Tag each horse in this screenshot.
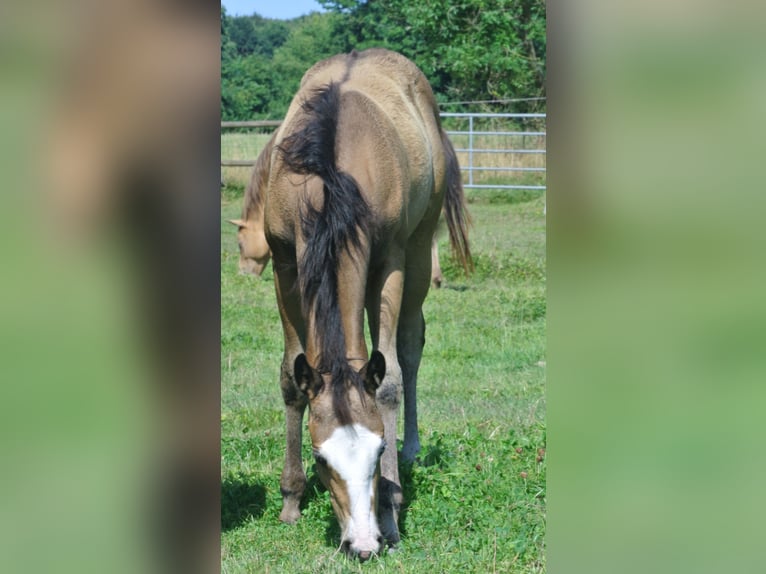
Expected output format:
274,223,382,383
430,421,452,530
232,48,472,560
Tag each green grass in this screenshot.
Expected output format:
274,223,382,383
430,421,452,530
221,185,546,572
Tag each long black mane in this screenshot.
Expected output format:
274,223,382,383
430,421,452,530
278,82,372,425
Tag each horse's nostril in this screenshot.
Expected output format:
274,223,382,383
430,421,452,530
358,550,371,561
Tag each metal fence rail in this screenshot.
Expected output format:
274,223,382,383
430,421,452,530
440,112,546,191
222,112,546,191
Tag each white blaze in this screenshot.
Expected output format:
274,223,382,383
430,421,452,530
318,424,382,550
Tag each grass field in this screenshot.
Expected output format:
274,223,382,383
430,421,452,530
221,179,547,572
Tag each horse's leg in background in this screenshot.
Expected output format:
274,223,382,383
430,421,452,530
274,263,308,524
430,238,443,289
366,253,406,546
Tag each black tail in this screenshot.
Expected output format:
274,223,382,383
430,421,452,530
278,82,371,425
441,129,473,273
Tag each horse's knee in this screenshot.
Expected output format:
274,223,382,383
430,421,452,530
280,382,305,407
280,360,307,407
376,366,402,408
280,469,306,497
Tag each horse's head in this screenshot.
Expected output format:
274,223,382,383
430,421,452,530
228,218,271,276
294,351,387,561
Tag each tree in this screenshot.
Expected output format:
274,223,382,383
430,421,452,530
267,13,349,117
220,1,546,119
221,10,294,120
320,0,546,110
221,11,349,120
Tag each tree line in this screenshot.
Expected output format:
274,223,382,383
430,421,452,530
221,0,546,121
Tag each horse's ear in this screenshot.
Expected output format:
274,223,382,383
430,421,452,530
362,351,386,395
294,354,322,399
227,219,246,228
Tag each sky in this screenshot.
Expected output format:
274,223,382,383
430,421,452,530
221,0,326,20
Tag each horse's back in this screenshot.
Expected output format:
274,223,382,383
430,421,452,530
297,49,442,145
275,49,446,240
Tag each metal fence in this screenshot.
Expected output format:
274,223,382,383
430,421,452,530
441,112,546,191
221,112,546,191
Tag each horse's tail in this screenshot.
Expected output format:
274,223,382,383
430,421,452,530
278,81,371,425
440,129,473,273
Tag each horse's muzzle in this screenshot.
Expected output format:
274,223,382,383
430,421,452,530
343,535,383,561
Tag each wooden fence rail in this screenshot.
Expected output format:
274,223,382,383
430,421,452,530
221,160,266,167
221,120,283,129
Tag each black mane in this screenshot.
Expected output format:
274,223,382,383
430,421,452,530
278,82,372,425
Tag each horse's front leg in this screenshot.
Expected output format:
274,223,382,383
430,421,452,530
367,261,405,547
279,358,307,524
274,264,308,524
376,357,403,546
376,304,424,545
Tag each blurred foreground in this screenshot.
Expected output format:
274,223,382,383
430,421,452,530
1,2,219,573
548,2,766,573
2,1,766,573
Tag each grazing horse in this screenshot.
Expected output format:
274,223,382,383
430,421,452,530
234,48,471,559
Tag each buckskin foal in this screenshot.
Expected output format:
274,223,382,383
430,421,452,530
237,48,471,560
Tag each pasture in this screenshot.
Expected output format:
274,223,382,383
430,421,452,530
221,154,547,571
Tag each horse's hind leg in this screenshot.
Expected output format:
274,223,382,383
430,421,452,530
430,238,443,289
398,239,433,463
398,308,425,462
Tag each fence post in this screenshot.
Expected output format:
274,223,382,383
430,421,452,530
468,115,474,187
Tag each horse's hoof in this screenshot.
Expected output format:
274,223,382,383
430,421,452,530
279,507,301,524
382,529,401,548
